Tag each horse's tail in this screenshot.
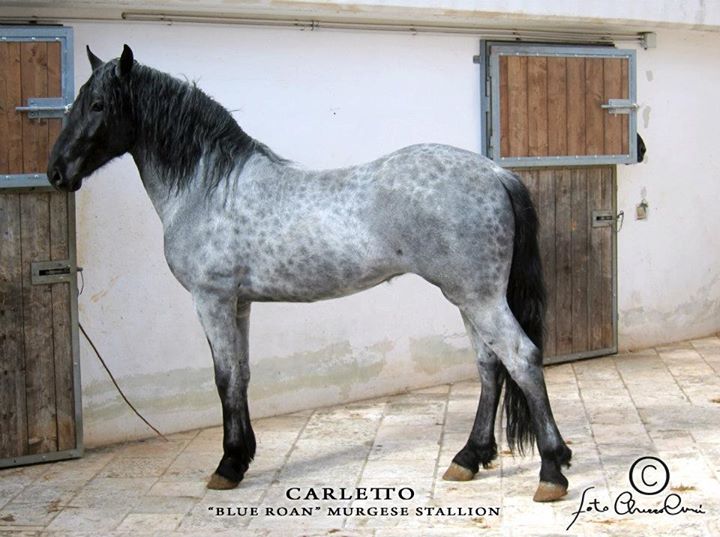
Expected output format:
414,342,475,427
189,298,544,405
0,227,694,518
498,171,546,455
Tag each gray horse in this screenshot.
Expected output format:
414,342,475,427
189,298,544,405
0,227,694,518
48,45,571,502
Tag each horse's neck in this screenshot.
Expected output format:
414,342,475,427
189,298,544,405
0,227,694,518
131,150,193,227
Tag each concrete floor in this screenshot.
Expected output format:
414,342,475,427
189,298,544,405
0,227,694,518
1,337,720,537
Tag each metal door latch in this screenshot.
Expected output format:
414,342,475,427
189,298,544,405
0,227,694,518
16,97,72,119
601,99,639,115
31,260,81,285
592,210,615,228
592,210,625,231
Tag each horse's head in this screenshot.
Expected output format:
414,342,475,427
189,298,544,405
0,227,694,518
48,45,137,191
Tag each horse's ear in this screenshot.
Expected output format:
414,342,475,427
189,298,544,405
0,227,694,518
86,46,103,71
117,44,134,77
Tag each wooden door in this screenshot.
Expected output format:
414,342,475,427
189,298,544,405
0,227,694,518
518,167,615,363
484,43,633,363
0,28,81,467
487,44,637,167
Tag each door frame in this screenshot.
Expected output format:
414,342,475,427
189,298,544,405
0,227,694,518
479,39,620,364
0,25,83,468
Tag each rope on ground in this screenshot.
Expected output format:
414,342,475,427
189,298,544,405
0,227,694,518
79,322,168,442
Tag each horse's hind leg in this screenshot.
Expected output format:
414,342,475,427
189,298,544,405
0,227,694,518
443,313,502,481
461,301,572,502
193,293,256,489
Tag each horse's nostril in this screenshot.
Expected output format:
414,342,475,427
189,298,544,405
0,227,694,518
51,168,64,185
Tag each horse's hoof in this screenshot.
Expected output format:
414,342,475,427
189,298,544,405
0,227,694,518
442,462,475,481
207,472,240,490
533,481,567,502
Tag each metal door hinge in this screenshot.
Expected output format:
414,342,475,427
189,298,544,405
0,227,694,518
16,97,71,119
601,99,638,115
31,260,81,285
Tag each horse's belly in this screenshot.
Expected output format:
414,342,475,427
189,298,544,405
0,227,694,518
238,253,400,302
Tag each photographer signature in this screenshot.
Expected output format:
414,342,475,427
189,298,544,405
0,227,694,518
566,457,705,531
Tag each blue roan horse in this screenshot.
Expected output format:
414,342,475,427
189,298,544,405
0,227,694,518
49,45,571,502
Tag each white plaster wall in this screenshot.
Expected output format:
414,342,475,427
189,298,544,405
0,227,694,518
616,30,720,350
66,21,720,446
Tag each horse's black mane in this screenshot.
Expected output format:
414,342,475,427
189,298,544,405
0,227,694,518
123,63,287,192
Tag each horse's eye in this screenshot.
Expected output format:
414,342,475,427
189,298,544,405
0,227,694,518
90,101,104,112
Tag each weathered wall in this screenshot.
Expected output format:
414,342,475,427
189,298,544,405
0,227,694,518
59,20,720,446
616,30,720,349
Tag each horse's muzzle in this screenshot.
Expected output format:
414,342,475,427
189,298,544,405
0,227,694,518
47,161,82,192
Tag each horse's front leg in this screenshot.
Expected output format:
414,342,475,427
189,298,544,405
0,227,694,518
193,293,255,489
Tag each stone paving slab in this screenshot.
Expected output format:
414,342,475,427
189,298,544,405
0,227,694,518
2,337,720,536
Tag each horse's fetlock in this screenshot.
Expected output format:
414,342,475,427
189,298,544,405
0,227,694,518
216,455,248,484
452,439,497,473
540,443,572,467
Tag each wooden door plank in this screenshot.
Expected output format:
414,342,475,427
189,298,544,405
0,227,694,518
20,42,49,174
49,192,75,450
588,167,613,350
499,56,510,159
584,58,605,156
0,193,28,459
47,42,75,450
554,169,573,355
603,58,623,155
547,57,568,157
20,192,58,454
0,42,24,175
0,44,9,173
46,42,63,162
507,55,529,157
566,58,586,156
600,168,614,348
537,169,557,358
620,58,629,155
571,169,589,353
587,167,602,349
527,56,548,157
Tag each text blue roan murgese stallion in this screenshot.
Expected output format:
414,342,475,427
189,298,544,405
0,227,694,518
48,45,572,502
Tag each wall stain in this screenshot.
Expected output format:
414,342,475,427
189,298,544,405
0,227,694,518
83,366,218,423
409,333,473,375
83,340,393,442
621,273,720,350
249,340,389,401
89,275,120,303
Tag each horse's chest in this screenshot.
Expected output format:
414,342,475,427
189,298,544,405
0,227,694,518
162,221,245,291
